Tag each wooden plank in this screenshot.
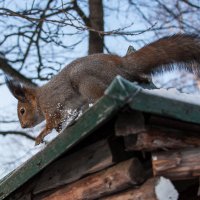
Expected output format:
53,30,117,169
115,111,145,136
34,139,116,194
128,85,200,124
124,127,200,151
152,147,200,180
100,177,178,200
34,158,145,200
106,76,200,125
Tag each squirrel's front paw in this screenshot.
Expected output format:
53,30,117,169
35,136,44,146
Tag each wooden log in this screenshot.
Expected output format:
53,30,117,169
115,111,145,136
34,158,145,200
124,127,200,151
34,139,117,194
100,178,157,200
100,177,178,200
152,147,200,180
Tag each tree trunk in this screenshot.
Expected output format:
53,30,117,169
88,0,104,54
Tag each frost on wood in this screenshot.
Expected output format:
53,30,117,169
155,177,179,200
143,87,200,106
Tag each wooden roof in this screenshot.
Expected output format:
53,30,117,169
1,76,200,200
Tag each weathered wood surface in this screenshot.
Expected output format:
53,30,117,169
128,84,200,125
115,111,145,136
152,147,200,180
100,177,178,200
34,139,116,194
34,158,145,200
100,178,158,200
124,127,200,151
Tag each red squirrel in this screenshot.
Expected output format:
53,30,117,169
5,34,200,145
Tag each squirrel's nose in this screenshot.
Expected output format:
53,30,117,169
21,123,27,128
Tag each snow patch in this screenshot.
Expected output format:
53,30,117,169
60,103,93,130
155,177,179,200
143,87,200,106
61,109,83,130
89,103,93,107
152,155,157,161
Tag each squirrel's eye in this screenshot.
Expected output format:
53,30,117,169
20,108,25,115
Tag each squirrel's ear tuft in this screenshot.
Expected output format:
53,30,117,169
5,75,26,101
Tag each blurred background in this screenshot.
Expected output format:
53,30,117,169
0,0,200,178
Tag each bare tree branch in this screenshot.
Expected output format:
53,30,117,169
0,131,36,141
182,0,200,9
73,0,90,26
0,56,36,86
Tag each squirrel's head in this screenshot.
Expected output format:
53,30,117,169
5,76,44,128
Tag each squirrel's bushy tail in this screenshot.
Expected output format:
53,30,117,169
123,34,200,75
